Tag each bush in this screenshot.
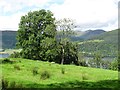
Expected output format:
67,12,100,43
2,58,14,64
81,72,88,80
14,65,21,70
9,81,23,88
40,70,50,80
32,67,39,75
2,79,9,89
9,81,16,88
110,59,118,71
9,52,21,58
61,67,65,74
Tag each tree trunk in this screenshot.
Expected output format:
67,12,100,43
61,45,64,64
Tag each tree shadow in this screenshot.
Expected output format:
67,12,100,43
21,79,119,89
47,80,119,89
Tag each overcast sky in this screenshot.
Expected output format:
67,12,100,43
0,0,119,31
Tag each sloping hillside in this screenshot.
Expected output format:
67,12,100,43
70,29,106,41
80,29,106,40
90,29,118,43
1,58,118,88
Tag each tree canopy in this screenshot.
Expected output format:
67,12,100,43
17,9,56,60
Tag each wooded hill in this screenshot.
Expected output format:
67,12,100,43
78,29,118,57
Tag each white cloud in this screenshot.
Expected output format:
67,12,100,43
50,0,119,31
0,0,119,31
0,0,51,30
0,12,25,30
0,0,51,14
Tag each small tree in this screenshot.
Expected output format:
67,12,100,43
110,58,118,70
55,18,78,64
93,53,102,68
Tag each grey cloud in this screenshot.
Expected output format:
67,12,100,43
76,18,117,30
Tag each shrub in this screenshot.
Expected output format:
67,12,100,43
9,52,21,58
40,70,50,80
2,79,9,89
32,67,39,75
61,67,65,74
2,58,13,64
9,81,16,88
81,72,88,80
16,83,23,88
9,81,23,88
14,65,20,70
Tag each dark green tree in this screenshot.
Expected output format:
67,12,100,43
17,9,56,60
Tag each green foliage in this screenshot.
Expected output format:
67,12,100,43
2,78,9,89
17,9,56,60
54,41,78,64
2,79,23,88
78,52,88,66
9,52,21,58
93,53,102,68
61,67,65,74
87,53,105,68
14,65,21,70
55,18,78,65
32,67,39,75
40,70,50,80
9,81,16,88
78,29,118,57
81,72,89,80
110,59,118,70
2,58,14,64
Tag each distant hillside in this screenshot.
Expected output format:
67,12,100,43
70,29,106,41
80,29,106,40
89,29,118,43
0,31,17,49
78,29,118,57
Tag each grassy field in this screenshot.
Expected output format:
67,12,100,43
1,58,119,89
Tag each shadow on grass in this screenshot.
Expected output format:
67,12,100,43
22,80,119,89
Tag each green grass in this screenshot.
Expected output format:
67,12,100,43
1,58,119,88
78,39,104,45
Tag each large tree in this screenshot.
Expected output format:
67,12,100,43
17,9,56,60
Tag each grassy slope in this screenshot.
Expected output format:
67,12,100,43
1,58,119,88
